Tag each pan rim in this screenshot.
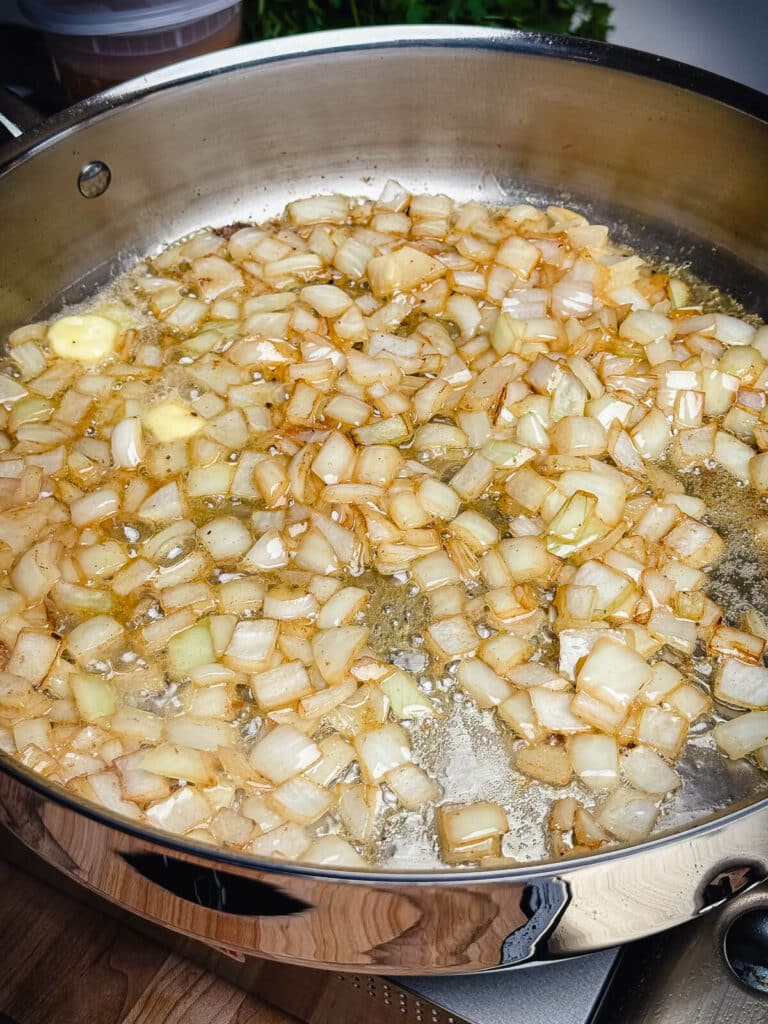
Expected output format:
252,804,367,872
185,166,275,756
0,23,766,174
2,744,767,883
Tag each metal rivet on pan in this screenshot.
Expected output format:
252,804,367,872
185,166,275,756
78,161,111,198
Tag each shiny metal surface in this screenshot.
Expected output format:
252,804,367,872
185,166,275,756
1,26,768,337
721,903,768,994
5,819,766,1024
2,751,768,973
596,884,768,1022
1,27,768,972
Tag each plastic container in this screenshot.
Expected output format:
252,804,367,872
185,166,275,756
19,1,242,102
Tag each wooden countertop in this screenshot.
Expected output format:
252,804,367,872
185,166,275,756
0,851,294,1024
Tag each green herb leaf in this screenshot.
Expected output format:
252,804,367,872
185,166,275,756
242,0,613,43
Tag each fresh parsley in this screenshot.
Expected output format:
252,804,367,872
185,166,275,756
242,1,614,43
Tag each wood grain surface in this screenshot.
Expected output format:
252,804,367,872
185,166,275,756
0,857,295,1024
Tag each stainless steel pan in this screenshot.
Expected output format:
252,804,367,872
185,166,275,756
1,26,768,975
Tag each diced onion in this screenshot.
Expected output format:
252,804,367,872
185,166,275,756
167,622,216,679
141,743,217,785
457,659,512,708
316,587,369,629
252,661,312,711
567,733,619,791
312,626,369,685
249,725,321,784
386,763,439,809
714,712,768,759
367,245,446,298
198,517,253,561
596,786,659,841
70,488,119,527
146,787,211,834
70,673,116,722
380,669,434,718
337,782,379,842
636,706,688,759
4,186,767,869
577,638,652,710
247,823,311,861
621,745,681,794
268,776,334,825
436,800,508,863
714,658,768,709
515,743,572,786
224,619,277,671
67,616,123,665
531,689,591,734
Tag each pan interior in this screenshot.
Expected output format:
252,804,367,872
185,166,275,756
4,176,768,871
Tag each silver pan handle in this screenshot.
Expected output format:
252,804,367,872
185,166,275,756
499,877,570,968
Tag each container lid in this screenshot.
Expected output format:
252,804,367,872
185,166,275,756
19,0,239,35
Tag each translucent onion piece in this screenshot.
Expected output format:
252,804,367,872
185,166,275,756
577,638,652,711
596,787,659,842
568,733,619,792
437,801,508,864
714,658,768,709
249,725,321,784
714,712,768,760
621,745,681,795
355,723,410,782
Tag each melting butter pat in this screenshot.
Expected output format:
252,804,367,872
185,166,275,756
48,314,119,361
143,401,204,442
